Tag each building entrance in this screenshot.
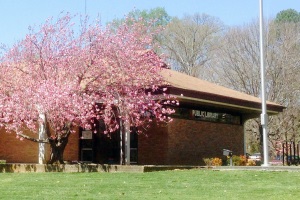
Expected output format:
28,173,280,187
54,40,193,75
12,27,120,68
79,121,138,164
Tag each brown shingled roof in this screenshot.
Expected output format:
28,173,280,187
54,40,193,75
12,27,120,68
161,69,285,115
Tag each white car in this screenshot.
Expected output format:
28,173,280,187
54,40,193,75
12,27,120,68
249,153,261,161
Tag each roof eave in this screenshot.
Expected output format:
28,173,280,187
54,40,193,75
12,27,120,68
168,87,285,115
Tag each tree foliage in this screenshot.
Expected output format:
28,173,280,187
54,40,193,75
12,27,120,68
0,14,175,163
275,9,300,23
109,7,172,30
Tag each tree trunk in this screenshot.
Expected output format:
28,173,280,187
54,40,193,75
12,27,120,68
18,121,72,164
38,112,47,164
48,134,70,164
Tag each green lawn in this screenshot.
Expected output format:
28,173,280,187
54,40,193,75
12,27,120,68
0,169,300,199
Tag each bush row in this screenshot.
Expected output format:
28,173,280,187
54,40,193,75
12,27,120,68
203,155,261,166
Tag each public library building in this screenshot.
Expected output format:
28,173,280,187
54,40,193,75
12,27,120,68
0,69,284,165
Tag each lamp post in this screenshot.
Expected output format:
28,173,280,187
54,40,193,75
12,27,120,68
259,0,269,166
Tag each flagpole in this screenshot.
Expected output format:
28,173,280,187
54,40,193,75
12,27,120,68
259,0,269,166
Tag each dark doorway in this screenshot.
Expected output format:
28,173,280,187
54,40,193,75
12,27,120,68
79,119,121,164
93,130,121,164
79,120,139,164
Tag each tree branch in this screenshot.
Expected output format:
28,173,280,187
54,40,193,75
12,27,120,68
18,133,49,143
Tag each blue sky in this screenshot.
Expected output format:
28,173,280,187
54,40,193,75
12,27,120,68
1,0,300,47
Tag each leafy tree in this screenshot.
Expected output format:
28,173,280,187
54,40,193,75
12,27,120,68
109,7,172,55
0,14,174,164
275,9,300,23
109,7,172,30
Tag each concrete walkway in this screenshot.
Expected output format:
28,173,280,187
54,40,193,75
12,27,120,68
214,165,300,171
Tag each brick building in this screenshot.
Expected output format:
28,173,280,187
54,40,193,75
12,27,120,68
0,69,284,165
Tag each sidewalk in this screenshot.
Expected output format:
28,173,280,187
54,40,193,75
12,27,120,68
214,165,300,171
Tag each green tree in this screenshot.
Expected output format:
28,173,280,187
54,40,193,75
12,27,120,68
109,7,172,29
109,7,172,54
275,9,300,23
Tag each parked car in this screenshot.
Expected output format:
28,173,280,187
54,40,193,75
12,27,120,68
249,153,261,161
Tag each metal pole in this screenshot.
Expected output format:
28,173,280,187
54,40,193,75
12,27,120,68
120,120,123,165
293,141,296,163
282,143,285,166
259,0,269,166
286,141,288,165
125,123,131,165
298,142,300,164
289,141,292,165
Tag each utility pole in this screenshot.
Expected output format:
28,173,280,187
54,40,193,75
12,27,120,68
259,0,269,166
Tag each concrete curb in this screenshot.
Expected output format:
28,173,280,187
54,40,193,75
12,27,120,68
0,164,299,173
0,164,145,173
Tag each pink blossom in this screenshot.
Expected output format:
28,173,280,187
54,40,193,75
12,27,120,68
0,13,177,144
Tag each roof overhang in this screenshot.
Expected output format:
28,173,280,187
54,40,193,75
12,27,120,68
160,69,285,117
167,86,284,116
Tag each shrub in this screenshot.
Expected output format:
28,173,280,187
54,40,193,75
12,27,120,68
228,155,258,166
231,155,241,166
203,158,212,167
246,160,256,166
0,160,6,164
254,160,261,166
203,157,222,166
211,157,222,166
239,155,247,166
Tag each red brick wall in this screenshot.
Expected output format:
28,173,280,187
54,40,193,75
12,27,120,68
0,118,244,165
63,128,80,162
167,118,244,165
138,122,168,165
138,118,244,165
0,128,39,163
0,127,79,164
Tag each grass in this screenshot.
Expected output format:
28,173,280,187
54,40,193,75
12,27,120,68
0,169,300,199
